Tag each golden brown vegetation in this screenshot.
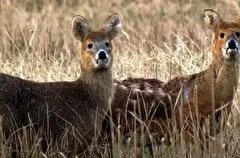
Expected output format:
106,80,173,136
0,0,240,157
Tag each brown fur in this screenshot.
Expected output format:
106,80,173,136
102,9,240,144
102,78,173,143
0,14,121,156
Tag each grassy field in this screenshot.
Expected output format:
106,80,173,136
1,0,240,157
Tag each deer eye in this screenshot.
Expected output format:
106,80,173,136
219,33,225,39
105,42,110,48
87,43,93,49
236,32,240,38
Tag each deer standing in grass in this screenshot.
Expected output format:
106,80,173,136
102,9,240,146
0,14,121,155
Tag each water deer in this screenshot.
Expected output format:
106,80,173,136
102,9,240,145
0,14,121,155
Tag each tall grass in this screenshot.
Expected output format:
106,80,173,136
0,0,240,157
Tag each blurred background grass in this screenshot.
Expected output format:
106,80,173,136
0,0,240,157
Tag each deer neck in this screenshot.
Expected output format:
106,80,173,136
193,53,239,109
211,56,239,97
79,70,113,112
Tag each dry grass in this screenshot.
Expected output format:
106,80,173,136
1,0,240,157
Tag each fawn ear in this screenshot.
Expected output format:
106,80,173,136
203,9,223,30
104,13,121,39
72,15,90,41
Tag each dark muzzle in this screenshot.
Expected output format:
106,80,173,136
98,51,108,60
228,39,237,49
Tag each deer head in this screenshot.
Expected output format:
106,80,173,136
72,14,121,73
204,9,240,64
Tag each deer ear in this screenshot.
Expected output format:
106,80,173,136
203,9,223,30
104,13,121,39
72,15,90,41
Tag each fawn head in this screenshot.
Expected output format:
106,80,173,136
72,14,121,72
204,9,240,64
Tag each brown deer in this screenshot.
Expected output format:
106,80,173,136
0,14,121,155
102,9,240,146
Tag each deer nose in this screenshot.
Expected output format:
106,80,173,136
98,51,108,60
228,39,237,49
